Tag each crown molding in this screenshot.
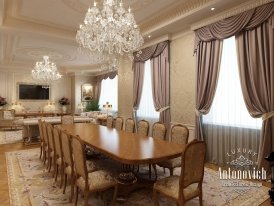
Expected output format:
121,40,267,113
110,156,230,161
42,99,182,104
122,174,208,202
140,0,216,35
191,0,274,30
142,34,170,49
171,29,194,41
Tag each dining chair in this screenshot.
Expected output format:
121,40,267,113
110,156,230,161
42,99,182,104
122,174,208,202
41,120,49,165
157,124,189,176
137,119,149,136
52,127,64,187
61,115,74,124
115,116,123,130
106,116,113,128
60,130,98,202
38,119,45,160
150,122,167,179
125,118,135,133
46,123,56,174
0,109,18,130
153,140,206,206
71,135,118,206
60,130,77,202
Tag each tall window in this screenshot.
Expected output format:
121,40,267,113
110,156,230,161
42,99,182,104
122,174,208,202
99,76,118,111
203,36,261,166
203,36,261,129
137,60,159,120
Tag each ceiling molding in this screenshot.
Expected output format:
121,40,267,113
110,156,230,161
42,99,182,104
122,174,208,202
142,34,170,49
191,0,274,30
139,0,216,35
8,0,78,32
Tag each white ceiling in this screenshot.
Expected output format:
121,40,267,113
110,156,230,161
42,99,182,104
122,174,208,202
0,0,258,75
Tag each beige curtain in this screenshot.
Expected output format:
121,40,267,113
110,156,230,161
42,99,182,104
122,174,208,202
151,44,170,139
133,41,170,131
236,12,274,170
194,2,274,170
195,40,223,140
95,71,117,101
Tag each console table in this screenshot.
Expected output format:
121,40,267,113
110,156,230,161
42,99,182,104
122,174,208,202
15,112,70,118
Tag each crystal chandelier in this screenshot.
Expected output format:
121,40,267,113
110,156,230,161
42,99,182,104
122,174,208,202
31,56,62,86
76,0,144,58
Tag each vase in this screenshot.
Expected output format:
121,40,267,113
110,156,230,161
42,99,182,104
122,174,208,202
62,105,67,113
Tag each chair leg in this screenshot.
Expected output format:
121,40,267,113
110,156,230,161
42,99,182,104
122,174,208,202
48,157,52,172
63,174,67,194
84,190,89,206
39,146,43,159
74,186,79,206
112,185,118,206
54,165,59,182
152,164,157,180
70,175,75,203
60,165,64,188
169,168,174,176
153,189,159,206
199,189,203,206
149,164,152,179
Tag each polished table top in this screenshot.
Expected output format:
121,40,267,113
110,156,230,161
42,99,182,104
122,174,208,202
57,123,185,165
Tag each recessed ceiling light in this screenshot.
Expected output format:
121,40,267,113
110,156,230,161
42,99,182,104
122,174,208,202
148,35,151,38
211,7,215,11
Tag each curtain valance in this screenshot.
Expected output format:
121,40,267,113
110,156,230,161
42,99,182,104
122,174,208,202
96,71,117,82
194,2,274,51
133,41,169,62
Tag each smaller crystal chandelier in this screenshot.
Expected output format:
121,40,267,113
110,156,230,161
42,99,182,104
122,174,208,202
31,56,62,86
76,0,144,59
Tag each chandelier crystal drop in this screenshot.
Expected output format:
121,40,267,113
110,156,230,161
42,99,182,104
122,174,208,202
76,0,144,58
31,56,62,84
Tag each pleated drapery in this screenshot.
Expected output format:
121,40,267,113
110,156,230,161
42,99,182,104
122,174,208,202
94,71,117,101
236,12,274,170
194,2,274,170
132,41,170,135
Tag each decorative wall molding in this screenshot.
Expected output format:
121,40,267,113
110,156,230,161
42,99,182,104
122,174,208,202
140,0,215,35
191,0,274,30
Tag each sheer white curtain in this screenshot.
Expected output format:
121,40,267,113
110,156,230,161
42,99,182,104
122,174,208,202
203,36,262,166
137,60,159,133
99,76,118,112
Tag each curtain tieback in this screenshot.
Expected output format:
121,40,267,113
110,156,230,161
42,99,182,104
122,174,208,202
262,111,274,121
156,106,170,113
195,109,200,116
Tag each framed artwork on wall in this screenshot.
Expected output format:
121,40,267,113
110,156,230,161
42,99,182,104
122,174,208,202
81,83,93,101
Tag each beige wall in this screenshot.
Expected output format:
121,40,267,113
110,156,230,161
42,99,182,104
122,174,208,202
71,75,97,113
170,32,196,126
0,71,72,112
118,31,196,128
118,59,133,118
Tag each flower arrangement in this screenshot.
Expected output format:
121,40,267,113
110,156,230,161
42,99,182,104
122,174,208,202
0,96,7,106
58,97,70,105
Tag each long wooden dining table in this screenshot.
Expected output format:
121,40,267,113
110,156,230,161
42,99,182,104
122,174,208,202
57,123,185,165
57,123,186,199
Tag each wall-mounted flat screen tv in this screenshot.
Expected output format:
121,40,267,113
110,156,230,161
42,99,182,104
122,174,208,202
18,84,50,100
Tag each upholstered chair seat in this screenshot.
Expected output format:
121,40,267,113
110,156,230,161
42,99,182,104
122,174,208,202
61,115,74,124
154,176,199,200
76,170,116,191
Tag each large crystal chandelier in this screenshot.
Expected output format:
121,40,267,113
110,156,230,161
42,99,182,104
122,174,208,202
31,56,62,86
76,0,144,58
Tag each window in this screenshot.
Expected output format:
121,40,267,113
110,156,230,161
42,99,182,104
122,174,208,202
137,60,159,119
203,36,261,129
99,76,118,111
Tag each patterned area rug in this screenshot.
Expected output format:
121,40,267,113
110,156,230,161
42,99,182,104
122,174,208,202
0,129,23,145
6,149,269,206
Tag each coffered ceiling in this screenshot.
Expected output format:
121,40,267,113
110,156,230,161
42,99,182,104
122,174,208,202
0,0,261,75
